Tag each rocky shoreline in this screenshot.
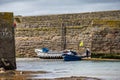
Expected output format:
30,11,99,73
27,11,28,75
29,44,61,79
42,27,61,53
0,70,101,80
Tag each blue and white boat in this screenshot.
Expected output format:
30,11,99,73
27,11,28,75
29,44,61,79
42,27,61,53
62,50,82,61
35,48,62,59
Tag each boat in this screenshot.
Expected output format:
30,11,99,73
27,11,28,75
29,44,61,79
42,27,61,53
35,48,62,59
62,50,82,61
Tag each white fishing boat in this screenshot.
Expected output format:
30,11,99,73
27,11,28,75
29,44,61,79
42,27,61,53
35,48,62,59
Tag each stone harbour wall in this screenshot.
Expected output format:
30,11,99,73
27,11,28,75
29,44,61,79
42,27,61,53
14,10,120,57
0,12,16,69
92,20,120,53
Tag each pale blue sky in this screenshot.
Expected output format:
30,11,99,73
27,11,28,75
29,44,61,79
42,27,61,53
0,0,120,16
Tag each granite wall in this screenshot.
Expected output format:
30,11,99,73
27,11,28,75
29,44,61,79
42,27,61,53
91,20,120,54
0,12,16,69
14,10,120,57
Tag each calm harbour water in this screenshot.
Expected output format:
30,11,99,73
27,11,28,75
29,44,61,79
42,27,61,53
16,58,120,80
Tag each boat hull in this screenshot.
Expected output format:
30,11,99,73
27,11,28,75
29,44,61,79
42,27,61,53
39,56,62,59
35,49,62,59
62,54,81,61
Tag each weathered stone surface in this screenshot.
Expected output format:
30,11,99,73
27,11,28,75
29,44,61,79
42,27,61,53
0,12,16,70
92,28,120,54
14,10,120,57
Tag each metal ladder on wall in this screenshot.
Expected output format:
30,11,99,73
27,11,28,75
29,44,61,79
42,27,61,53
61,23,66,50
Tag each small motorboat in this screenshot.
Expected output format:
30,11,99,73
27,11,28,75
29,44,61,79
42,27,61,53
35,48,62,59
62,50,82,61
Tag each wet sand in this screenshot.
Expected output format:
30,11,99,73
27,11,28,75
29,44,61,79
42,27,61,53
0,70,48,80
82,57,120,61
0,70,101,80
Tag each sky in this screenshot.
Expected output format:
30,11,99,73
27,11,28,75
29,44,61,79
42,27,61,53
0,0,120,16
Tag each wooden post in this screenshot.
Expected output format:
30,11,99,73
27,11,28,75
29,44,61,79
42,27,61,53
0,12,16,70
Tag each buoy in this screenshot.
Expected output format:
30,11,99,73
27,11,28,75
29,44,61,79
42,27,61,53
13,22,16,28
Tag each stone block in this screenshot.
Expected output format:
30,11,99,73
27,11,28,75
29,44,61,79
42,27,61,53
0,12,16,70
